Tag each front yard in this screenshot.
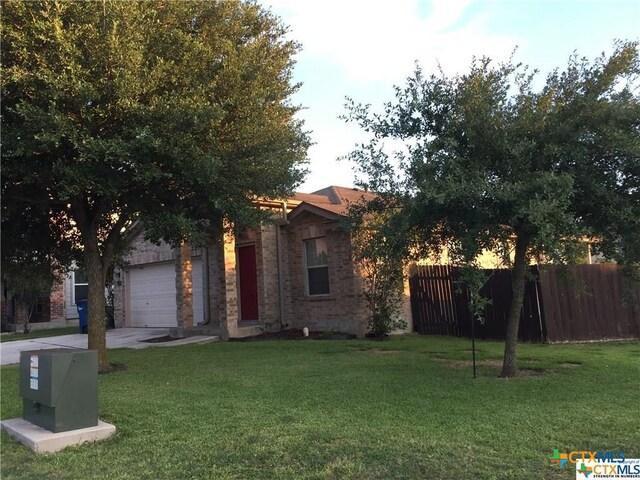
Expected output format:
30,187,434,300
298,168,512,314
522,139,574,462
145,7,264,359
0,327,79,343
1,335,638,479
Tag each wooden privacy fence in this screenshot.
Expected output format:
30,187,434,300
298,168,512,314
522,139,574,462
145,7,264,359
410,264,640,342
409,265,544,342
539,264,640,341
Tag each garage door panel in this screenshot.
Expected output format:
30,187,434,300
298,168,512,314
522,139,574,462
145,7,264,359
129,263,176,327
128,259,203,328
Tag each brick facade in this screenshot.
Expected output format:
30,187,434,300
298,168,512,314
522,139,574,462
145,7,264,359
220,231,238,338
111,192,413,337
49,281,65,322
256,226,276,328
283,211,370,336
111,217,412,337
176,242,194,329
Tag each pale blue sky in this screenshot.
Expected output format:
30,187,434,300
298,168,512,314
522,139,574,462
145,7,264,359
265,0,639,192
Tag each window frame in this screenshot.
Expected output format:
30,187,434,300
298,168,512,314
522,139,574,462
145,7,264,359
303,237,330,296
72,269,89,305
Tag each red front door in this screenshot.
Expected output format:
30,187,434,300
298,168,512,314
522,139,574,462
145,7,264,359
238,244,259,321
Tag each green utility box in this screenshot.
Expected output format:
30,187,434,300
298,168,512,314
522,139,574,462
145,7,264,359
19,349,98,433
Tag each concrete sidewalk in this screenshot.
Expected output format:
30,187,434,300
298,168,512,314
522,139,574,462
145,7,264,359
0,328,218,365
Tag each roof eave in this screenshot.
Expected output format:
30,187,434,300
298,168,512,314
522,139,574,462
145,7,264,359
287,203,344,222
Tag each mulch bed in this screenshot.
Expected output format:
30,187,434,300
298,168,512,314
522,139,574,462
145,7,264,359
230,329,356,342
139,330,356,343
141,335,182,343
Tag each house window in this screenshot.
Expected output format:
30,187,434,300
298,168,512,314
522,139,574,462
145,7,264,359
73,269,89,304
304,237,329,295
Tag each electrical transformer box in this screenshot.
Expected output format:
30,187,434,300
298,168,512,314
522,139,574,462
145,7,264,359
19,349,98,433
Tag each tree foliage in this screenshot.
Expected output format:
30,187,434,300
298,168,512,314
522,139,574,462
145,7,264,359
2,0,309,370
347,198,408,337
344,42,640,376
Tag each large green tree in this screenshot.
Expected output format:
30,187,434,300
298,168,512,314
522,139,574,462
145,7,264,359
2,1,309,370
344,42,640,377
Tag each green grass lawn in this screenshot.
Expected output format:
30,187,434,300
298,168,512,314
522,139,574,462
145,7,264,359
1,335,638,479
0,326,79,343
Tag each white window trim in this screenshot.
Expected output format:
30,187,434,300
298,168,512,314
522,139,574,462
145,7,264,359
303,237,330,297
72,269,88,305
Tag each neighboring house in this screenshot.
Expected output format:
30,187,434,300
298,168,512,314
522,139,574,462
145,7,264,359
112,186,413,338
1,270,85,331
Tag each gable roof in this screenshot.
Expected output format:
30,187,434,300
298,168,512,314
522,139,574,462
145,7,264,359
289,186,375,220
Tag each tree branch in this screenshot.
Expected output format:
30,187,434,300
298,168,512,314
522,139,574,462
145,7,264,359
102,215,129,273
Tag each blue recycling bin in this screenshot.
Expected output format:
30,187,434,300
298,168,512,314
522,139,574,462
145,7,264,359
76,300,88,334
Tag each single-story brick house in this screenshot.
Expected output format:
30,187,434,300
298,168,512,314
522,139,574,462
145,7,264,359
112,186,413,338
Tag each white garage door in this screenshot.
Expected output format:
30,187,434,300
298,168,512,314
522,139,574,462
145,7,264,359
128,259,203,328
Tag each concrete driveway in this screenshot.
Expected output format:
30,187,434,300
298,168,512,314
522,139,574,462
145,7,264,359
0,328,218,365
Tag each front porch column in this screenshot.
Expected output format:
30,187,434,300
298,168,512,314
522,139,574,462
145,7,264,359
219,231,239,339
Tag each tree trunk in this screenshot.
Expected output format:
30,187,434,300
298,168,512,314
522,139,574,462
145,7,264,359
501,233,530,378
85,245,108,372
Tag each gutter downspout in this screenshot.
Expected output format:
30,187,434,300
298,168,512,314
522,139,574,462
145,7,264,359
199,245,211,326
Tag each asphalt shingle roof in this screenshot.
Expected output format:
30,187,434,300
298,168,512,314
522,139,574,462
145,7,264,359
292,186,375,217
